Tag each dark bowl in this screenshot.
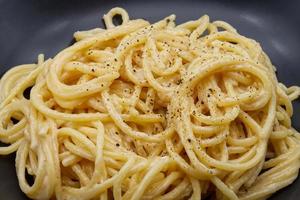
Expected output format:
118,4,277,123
0,0,299,199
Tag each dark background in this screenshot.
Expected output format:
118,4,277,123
0,0,299,199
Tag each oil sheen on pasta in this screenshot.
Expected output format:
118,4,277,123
0,7,300,200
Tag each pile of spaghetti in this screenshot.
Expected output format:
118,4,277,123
1,7,300,200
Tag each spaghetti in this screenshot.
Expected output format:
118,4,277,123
1,7,300,200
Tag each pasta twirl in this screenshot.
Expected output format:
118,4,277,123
1,7,300,200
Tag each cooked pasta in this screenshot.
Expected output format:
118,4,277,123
1,7,300,200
